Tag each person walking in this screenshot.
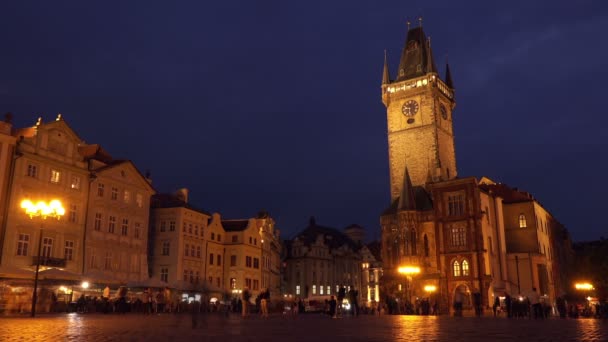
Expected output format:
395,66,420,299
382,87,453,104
241,287,251,318
260,288,270,318
493,296,500,317
530,287,542,319
329,296,337,319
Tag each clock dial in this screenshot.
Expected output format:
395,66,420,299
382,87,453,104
440,104,448,120
401,100,419,117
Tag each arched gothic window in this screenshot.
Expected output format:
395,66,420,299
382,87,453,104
453,260,461,277
462,260,470,276
519,214,527,228
423,235,429,257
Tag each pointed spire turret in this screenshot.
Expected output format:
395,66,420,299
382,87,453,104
445,62,454,89
396,26,438,82
398,167,416,211
382,50,390,85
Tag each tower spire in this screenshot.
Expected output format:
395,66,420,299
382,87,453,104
382,50,390,85
398,167,416,210
445,60,454,89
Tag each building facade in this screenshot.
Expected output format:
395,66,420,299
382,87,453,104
379,24,572,314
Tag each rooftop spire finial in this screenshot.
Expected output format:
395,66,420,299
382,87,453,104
407,20,411,31
418,16,423,27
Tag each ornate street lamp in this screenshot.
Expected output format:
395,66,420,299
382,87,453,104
398,266,420,305
21,199,65,317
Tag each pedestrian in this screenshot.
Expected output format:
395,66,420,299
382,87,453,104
453,290,463,317
493,296,500,317
337,286,346,316
242,287,251,318
191,299,200,329
529,287,542,319
329,295,337,318
505,293,512,318
260,288,269,318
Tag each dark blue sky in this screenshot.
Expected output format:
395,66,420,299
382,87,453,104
2,1,607,242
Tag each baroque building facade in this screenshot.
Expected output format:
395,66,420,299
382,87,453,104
0,115,154,313
379,24,573,314
149,190,282,301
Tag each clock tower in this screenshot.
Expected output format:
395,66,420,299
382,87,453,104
382,25,457,201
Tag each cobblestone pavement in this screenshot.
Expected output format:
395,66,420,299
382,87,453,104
0,313,606,342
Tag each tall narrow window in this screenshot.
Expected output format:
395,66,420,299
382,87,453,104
134,223,141,239
69,204,77,223
94,213,102,231
108,216,116,233
27,164,38,178
461,260,470,276
312,285,316,295
111,187,118,200
97,183,105,197
423,234,429,257
209,253,214,264
104,252,112,270
296,285,300,295
136,194,143,208
185,244,189,257
448,194,464,216
121,218,128,236
50,169,61,183
64,240,74,261
518,214,527,228
169,221,176,232
160,268,168,282
217,255,222,266
453,260,461,277
123,190,130,203
196,246,201,258
71,176,81,190
162,242,170,256
230,255,237,266
42,237,53,258
230,278,237,289
17,234,29,256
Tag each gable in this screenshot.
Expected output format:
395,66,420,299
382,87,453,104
94,161,155,194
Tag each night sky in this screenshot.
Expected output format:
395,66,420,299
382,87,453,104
2,1,607,242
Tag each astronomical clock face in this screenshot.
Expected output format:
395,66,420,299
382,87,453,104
402,100,419,117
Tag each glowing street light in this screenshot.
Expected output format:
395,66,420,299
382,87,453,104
398,266,421,275
574,283,594,291
424,285,437,293
81,281,90,289
22,198,65,317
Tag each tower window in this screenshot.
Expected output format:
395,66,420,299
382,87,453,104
462,260,470,276
518,214,527,228
453,260,461,277
450,226,466,247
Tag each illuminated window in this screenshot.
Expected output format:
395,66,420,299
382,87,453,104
17,234,29,256
123,190,130,203
136,194,143,208
312,285,316,295
50,169,61,183
450,226,466,247
64,240,74,261
296,285,301,295
327,286,331,295
320,286,324,295
462,260,469,276
71,176,81,190
230,278,236,289
453,260,461,277
519,214,527,228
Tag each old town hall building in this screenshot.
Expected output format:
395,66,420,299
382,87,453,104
379,24,572,313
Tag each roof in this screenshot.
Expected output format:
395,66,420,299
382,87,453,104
478,183,534,204
395,27,438,82
382,185,433,215
221,220,250,232
151,193,210,215
78,144,113,164
290,218,360,251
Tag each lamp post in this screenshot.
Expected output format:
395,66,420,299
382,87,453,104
21,199,65,317
398,266,421,306
575,283,594,309
424,285,437,315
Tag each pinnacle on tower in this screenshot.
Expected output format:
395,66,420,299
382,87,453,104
382,50,391,85
445,62,454,89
